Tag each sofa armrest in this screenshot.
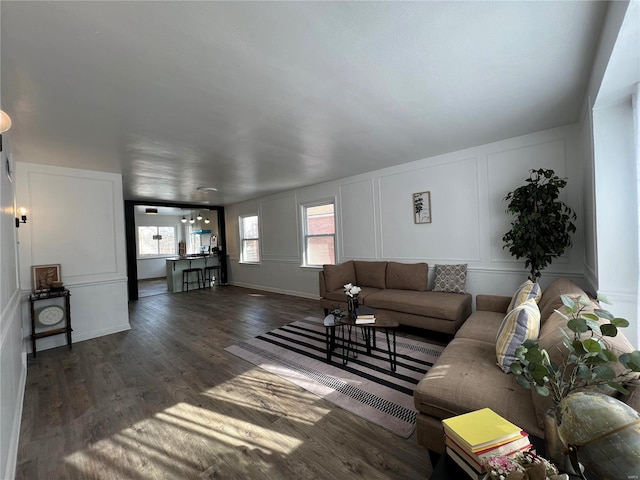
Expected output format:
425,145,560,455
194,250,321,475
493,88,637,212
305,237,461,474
319,271,326,298
476,294,511,313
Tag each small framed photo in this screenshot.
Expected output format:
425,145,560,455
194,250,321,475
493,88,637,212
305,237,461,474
413,191,432,224
32,264,61,291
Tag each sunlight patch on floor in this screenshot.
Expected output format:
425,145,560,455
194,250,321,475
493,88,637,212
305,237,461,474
202,368,332,425
62,371,317,478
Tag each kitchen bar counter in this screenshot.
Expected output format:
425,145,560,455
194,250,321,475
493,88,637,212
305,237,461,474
165,254,222,292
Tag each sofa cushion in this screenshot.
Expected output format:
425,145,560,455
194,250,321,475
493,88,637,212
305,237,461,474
385,262,428,291
537,278,587,323
495,298,541,373
455,310,505,343
323,286,382,304
432,264,467,294
414,338,543,439
365,289,470,321
323,261,355,292
354,261,387,289
508,280,542,311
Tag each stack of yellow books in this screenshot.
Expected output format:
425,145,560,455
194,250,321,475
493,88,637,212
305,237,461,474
442,408,532,479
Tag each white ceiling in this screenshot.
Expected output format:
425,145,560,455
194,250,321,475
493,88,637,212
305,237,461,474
1,1,608,205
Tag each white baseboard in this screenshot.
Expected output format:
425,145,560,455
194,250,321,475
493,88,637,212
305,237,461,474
229,281,320,300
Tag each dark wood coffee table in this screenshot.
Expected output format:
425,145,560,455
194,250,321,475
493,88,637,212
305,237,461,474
324,312,399,371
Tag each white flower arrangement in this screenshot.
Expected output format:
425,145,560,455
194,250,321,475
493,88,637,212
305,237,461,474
343,283,362,297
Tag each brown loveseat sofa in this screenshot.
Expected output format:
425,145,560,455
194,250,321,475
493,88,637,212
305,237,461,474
319,260,472,335
413,278,640,455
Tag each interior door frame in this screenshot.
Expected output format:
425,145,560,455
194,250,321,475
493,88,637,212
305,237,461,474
124,200,227,300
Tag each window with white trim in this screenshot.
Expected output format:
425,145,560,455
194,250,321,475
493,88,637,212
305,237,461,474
137,226,176,257
239,214,260,263
302,202,335,266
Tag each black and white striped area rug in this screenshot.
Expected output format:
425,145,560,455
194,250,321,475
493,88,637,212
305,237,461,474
224,316,444,438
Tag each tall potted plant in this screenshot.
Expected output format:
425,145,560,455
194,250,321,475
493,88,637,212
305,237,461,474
503,168,577,280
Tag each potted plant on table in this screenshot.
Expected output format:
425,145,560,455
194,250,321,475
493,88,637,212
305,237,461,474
509,294,640,478
502,169,577,281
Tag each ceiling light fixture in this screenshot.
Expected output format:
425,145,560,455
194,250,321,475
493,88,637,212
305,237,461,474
197,213,203,221
0,110,12,133
204,218,211,224
145,208,158,215
189,217,195,224
181,216,187,223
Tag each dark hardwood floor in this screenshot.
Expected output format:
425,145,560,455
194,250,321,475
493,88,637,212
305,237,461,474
17,286,435,479
137,278,170,298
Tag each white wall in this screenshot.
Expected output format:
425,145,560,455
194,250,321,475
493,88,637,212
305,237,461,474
226,124,587,301
15,163,130,353
592,101,638,345
0,139,27,480
580,0,640,347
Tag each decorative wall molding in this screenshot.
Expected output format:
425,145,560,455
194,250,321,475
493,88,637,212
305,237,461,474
0,288,22,353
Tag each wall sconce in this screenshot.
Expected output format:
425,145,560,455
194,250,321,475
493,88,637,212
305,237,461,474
0,110,12,133
15,207,27,228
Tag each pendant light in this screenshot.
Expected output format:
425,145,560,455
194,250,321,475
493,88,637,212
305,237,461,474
197,213,203,221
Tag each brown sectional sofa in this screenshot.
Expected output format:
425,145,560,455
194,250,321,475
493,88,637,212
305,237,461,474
319,260,472,335
413,278,640,455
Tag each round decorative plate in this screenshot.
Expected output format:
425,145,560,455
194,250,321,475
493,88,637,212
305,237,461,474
37,305,65,326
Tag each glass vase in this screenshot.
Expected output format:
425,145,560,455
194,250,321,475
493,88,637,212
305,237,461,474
347,296,359,317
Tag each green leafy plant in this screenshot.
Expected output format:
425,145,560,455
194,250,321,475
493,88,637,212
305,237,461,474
503,169,577,281
510,294,640,404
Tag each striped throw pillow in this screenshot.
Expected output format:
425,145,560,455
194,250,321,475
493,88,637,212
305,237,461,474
508,280,542,311
496,298,541,373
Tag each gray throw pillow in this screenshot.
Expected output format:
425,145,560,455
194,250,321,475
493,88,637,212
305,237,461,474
432,264,467,294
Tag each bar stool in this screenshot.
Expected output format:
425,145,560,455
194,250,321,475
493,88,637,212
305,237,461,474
203,265,220,287
182,268,204,292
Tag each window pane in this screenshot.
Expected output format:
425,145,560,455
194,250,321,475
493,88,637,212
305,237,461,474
188,226,200,254
242,216,259,238
138,226,158,255
242,239,260,263
158,227,176,255
306,236,335,265
306,205,335,235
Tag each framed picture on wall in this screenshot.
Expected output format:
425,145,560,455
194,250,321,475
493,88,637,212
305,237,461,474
32,264,61,291
413,191,432,224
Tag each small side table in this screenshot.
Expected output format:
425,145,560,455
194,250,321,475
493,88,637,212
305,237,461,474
29,289,72,358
